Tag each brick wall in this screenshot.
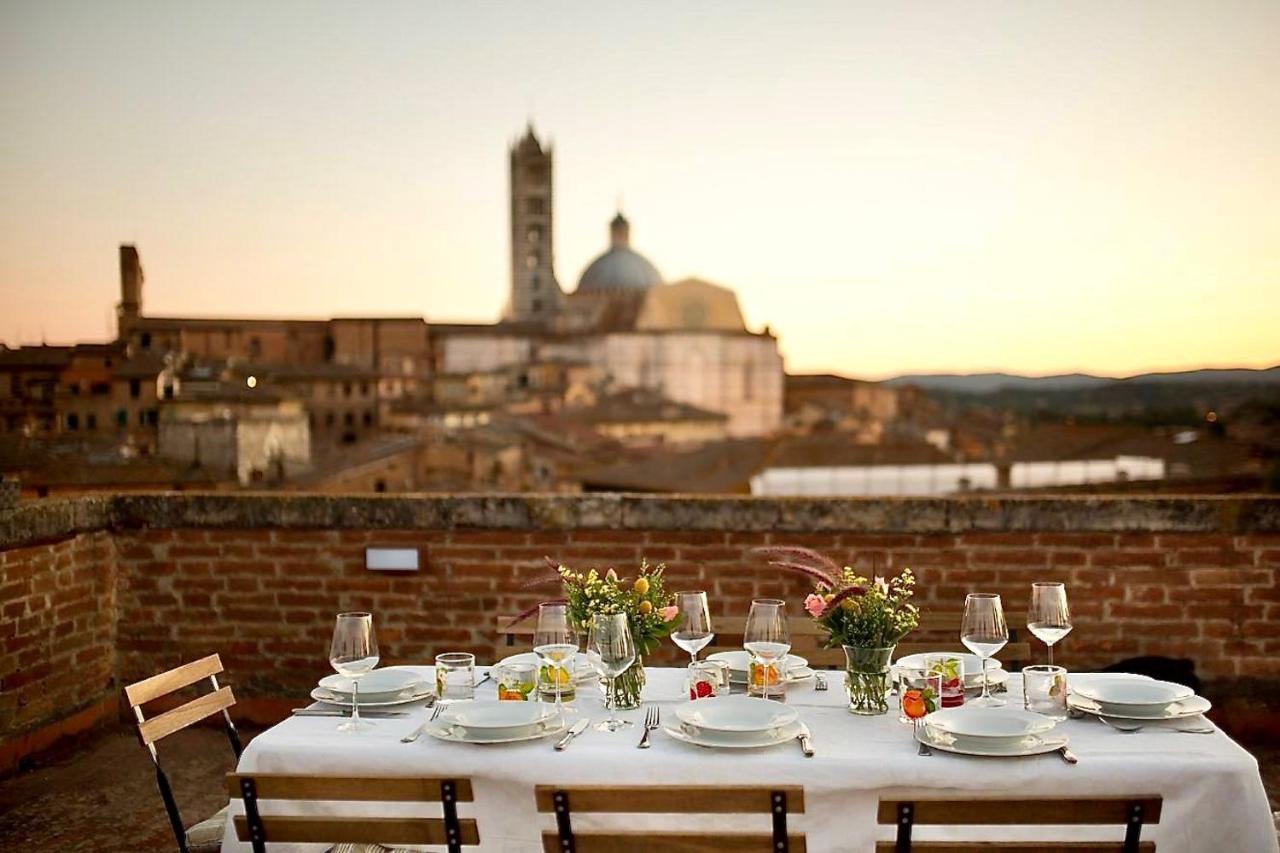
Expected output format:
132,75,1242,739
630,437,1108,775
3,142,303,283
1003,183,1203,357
0,492,1278,767
0,532,117,755
111,527,1280,696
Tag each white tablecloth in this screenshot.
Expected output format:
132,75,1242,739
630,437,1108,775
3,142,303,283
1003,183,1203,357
222,666,1277,852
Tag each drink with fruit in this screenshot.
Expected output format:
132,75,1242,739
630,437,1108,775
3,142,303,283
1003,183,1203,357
494,661,537,701
898,667,941,723
927,655,965,708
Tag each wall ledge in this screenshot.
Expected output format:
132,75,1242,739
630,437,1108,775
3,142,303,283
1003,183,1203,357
1,492,1277,550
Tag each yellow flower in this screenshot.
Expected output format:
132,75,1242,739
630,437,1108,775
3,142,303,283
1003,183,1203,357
633,577,650,595
639,600,653,615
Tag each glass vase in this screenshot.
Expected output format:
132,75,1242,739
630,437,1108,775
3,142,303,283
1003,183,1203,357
843,645,896,716
600,656,645,711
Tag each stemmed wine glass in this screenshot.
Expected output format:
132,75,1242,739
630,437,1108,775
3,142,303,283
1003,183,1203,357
1027,582,1072,665
961,593,1008,708
588,613,637,732
534,603,577,727
671,591,714,664
743,598,790,699
329,612,379,732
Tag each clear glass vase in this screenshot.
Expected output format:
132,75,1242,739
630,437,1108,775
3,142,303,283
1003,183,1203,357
600,656,645,711
843,645,896,716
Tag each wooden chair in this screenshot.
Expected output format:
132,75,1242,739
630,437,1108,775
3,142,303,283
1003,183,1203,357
876,795,1162,852
226,774,480,853
125,654,244,853
535,784,806,852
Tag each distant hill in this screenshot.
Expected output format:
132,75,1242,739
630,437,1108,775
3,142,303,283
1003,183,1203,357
882,366,1280,394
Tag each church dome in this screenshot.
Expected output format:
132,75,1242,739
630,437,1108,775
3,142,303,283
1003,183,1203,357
576,213,663,293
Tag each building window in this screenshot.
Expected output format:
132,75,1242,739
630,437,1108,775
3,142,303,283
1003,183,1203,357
525,253,538,269
742,362,754,401
146,409,158,426
343,382,352,398
66,413,79,431
249,336,262,359
526,227,540,243
163,383,174,400
325,412,335,428
68,383,80,396
359,382,369,397
374,479,387,493
116,409,127,428
129,379,141,399
362,411,373,427
532,298,542,313
90,382,110,396
525,197,545,215
86,413,97,430
344,412,354,426
140,332,152,349
530,273,540,291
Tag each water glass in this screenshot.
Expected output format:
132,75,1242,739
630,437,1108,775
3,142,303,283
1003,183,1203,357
744,598,790,700
329,612,378,733
961,592,1008,708
926,654,966,708
898,667,942,723
494,661,537,701
1023,664,1068,719
434,652,475,702
688,660,730,700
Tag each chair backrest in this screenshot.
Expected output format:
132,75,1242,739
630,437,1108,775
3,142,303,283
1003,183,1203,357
535,784,806,852
876,796,1162,852
227,774,479,853
125,654,243,853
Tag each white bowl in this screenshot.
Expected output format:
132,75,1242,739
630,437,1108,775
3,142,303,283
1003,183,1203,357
318,667,426,699
448,702,555,733
927,707,1057,748
707,650,809,674
675,695,799,734
893,653,1002,687
1071,679,1194,713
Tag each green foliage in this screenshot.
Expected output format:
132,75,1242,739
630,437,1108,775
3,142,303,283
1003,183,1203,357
812,568,919,648
557,561,676,657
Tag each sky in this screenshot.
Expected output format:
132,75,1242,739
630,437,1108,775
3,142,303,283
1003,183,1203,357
1,1,1278,380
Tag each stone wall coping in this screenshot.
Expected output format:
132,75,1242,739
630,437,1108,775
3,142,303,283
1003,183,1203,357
1,492,1278,550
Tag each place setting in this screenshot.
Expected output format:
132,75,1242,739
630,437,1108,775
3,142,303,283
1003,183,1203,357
1067,677,1215,734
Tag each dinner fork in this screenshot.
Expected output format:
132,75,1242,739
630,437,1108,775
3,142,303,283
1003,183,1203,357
814,672,828,691
914,718,932,756
400,699,445,744
637,705,660,749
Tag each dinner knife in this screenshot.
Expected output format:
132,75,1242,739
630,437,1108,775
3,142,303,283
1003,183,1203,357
796,723,815,758
555,719,590,751
1057,745,1078,765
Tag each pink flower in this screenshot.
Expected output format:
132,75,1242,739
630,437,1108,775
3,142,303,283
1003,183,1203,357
804,593,826,618
606,568,619,582
659,605,679,622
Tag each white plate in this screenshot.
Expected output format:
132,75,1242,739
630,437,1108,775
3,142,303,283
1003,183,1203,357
708,650,809,673
1066,673,1153,693
318,667,427,698
1068,693,1212,721
927,707,1057,747
448,702,556,732
425,717,567,745
675,695,799,733
1071,678,1194,713
311,685,434,708
497,653,598,686
662,719,802,750
894,653,1003,687
919,725,1069,758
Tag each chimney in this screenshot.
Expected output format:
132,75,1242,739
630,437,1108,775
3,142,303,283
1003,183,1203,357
117,244,143,339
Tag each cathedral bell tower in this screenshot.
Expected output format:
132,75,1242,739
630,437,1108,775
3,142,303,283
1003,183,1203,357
506,124,564,323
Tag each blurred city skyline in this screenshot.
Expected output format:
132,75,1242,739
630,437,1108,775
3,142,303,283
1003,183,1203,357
2,0,1278,380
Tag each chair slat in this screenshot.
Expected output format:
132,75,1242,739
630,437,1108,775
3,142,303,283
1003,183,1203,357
138,686,235,745
535,785,804,814
543,832,807,853
235,815,479,845
226,774,474,802
125,653,224,707
874,844,1154,852
876,798,1162,826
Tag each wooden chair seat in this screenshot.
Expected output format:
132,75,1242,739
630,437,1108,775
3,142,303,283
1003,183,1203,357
876,796,1162,851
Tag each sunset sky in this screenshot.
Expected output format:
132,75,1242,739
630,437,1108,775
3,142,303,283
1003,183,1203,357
1,1,1277,379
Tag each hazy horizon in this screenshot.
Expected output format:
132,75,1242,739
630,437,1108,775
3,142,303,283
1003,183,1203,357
2,1,1278,379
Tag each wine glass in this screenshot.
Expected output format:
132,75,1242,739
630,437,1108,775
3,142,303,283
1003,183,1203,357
329,612,379,732
671,590,714,664
588,613,636,732
1027,582,1072,666
743,598,790,699
961,593,1008,708
534,603,577,726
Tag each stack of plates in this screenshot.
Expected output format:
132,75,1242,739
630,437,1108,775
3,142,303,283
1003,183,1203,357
312,667,433,708
427,702,564,744
705,651,816,687
495,652,599,685
663,695,802,749
918,707,1067,757
893,653,1009,690
1068,678,1211,721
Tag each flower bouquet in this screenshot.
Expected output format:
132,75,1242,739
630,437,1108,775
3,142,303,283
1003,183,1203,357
756,547,919,715
517,560,678,710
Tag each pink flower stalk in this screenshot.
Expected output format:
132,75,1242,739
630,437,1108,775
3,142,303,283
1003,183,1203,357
659,605,679,622
804,593,827,617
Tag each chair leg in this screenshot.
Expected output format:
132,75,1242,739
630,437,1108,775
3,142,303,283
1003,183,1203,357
153,763,190,853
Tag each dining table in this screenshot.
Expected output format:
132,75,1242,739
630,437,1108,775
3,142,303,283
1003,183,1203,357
220,665,1278,852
